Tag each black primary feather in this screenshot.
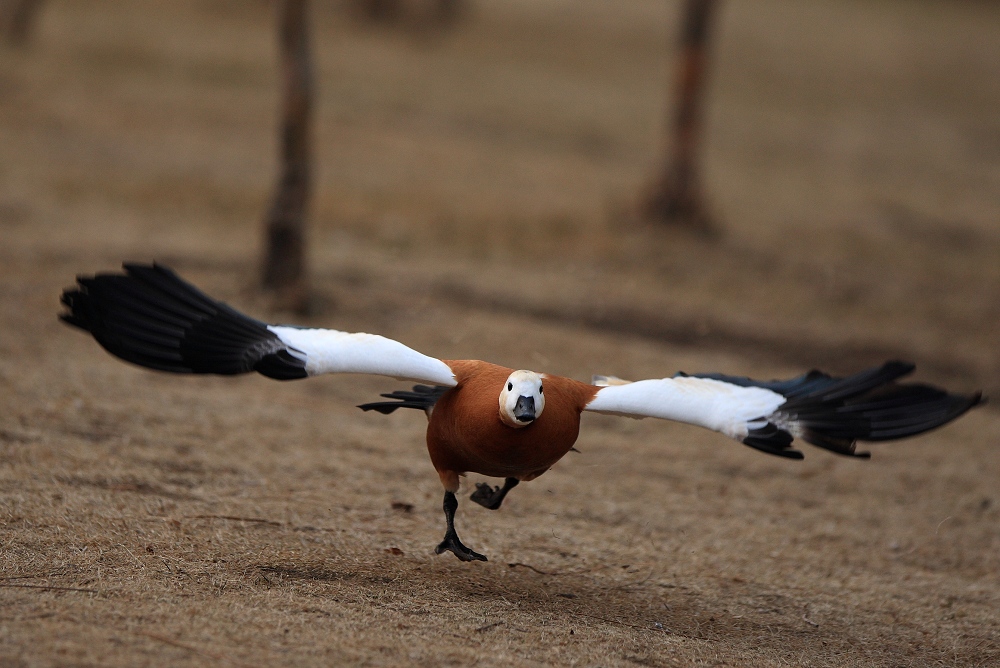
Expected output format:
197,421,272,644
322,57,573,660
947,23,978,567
60,263,308,380
358,384,451,415
681,362,982,459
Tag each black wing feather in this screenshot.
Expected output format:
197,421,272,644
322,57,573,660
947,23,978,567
686,362,981,459
357,384,451,415
60,263,308,380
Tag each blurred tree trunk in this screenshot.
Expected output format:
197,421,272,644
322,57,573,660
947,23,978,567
642,0,719,235
262,0,312,313
0,0,45,46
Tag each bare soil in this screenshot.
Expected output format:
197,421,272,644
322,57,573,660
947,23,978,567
1,1,999,665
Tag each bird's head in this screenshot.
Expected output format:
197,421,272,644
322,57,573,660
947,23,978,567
499,370,545,428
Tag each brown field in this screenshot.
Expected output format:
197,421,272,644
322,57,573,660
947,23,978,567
2,1,999,665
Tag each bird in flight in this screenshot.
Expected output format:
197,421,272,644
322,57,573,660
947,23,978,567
60,264,982,562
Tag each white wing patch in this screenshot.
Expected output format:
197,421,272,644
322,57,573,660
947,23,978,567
268,326,457,386
584,376,786,441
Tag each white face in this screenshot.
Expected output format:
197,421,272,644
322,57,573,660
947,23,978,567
498,370,546,428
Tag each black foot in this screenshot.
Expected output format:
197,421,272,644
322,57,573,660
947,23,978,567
470,483,503,510
435,532,487,562
469,477,519,510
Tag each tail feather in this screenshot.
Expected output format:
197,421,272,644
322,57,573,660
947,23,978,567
60,263,308,380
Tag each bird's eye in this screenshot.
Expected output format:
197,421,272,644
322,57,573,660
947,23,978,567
507,382,513,391
539,384,543,394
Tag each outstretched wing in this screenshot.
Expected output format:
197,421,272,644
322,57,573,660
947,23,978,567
584,363,981,459
60,263,457,387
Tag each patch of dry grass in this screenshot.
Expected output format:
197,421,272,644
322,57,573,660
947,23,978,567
2,1,999,665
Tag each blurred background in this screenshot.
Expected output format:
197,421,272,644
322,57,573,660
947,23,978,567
2,0,998,394
0,0,1000,389
2,3,1000,664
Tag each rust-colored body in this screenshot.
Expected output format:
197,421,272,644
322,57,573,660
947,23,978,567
428,361,599,492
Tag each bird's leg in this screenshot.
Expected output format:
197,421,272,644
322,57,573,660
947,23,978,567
435,491,487,562
470,477,520,510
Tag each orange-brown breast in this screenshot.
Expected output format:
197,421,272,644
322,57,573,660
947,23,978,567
426,360,599,480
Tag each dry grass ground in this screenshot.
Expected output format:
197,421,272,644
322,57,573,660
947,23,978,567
1,1,999,665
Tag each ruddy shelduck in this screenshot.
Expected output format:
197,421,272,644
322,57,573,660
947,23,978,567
61,264,982,561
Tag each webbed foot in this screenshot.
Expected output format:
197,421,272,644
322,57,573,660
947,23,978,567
469,477,519,510
435,489,488,562
435,532,487,562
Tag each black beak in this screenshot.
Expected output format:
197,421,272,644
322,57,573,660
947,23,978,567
513,395,535,423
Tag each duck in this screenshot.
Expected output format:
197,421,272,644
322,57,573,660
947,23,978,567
60,263,983,561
